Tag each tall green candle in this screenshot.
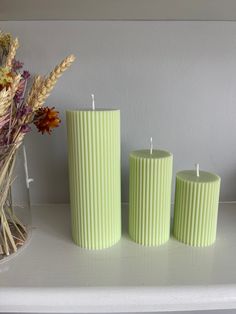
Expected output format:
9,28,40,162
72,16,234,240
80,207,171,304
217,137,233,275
66,108,121,250
129,142,173,246
173,165,221,247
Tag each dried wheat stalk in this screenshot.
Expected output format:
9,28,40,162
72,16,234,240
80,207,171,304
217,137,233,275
0,75,20,118
10,74,21,94
25,75,43,108
28,54,76,111
0,89,10,117
5,38,19,68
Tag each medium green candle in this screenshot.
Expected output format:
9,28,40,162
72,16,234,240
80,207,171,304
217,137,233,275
66,106,121,250
173,165,221,247
129,140,173,246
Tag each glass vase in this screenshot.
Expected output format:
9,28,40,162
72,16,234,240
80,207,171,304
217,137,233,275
0,141,32,262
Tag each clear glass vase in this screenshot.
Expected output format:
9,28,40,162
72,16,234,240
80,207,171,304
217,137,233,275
0,141,32,262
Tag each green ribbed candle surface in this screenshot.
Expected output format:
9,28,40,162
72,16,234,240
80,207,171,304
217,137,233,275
129,149,173,246
173,170,221,247
66,109,121,250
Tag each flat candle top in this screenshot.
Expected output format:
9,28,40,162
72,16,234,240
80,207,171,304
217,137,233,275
130,149,172,159
177,170,220,183
66,109,119,113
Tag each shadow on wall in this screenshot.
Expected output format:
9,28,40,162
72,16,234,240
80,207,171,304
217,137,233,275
219,169,236,201
121,138,130,203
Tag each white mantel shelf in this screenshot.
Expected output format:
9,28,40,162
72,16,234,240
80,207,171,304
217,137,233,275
1,203,236,313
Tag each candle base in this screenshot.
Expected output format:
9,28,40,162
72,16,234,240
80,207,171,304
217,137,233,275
72,224,121,250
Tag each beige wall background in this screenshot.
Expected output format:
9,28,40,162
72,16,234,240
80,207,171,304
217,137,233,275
0,21,236,204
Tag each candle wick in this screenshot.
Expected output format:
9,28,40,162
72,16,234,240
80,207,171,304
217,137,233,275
150,137,153,155
195,163,200,177
91,94,95,111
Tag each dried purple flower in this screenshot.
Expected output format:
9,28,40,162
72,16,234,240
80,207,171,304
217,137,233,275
14,79,26,102
20,124,31,133
22,70,30,80
16,105,32,119
14,94,22,104
12,59,24,72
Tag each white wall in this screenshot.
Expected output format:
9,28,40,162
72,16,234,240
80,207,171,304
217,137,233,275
0,21,236,204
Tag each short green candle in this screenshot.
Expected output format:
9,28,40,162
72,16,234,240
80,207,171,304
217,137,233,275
129,148,173,246
173,167,221,247
66,109,121,250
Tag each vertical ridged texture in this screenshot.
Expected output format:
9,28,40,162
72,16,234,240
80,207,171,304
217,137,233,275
129,150,173,246
173,170,221,247
66,110,121,249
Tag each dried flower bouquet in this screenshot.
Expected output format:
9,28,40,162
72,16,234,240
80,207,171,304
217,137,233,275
0,31,75,259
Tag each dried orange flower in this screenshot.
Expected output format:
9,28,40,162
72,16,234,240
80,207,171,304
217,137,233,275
34,106,61,134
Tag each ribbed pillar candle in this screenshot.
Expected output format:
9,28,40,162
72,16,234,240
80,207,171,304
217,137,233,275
173,170,221,247
66,109,121,249
129,150,173,246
